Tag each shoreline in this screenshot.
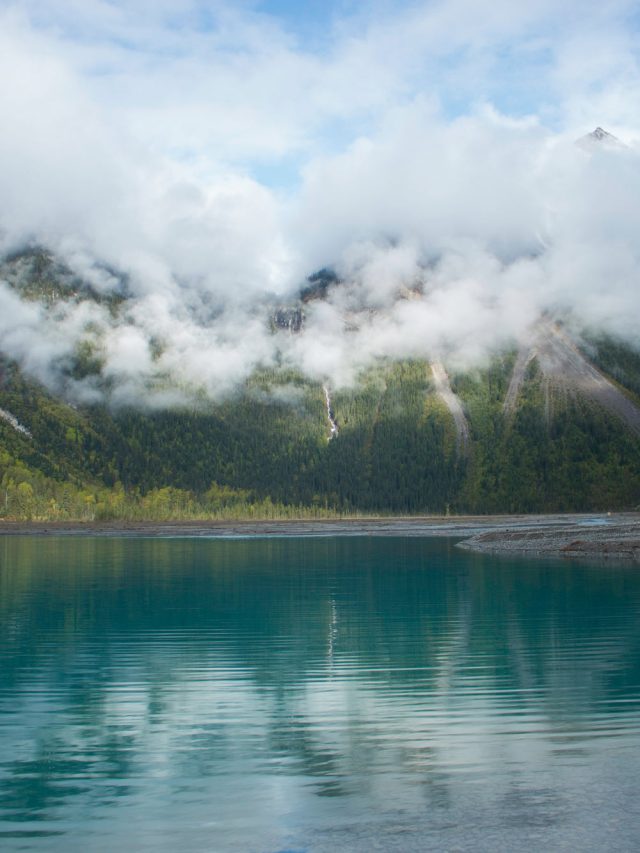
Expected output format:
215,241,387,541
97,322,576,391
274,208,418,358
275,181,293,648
458,514,640,561
1,512,639,559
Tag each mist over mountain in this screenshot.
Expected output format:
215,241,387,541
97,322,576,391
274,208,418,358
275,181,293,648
1,124,640,407
1,1,640,405
1,2,640,517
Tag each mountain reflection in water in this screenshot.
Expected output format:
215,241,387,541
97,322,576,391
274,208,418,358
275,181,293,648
0,535,639,852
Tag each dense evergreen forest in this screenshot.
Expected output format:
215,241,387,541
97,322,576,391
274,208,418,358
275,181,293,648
1,247,639,520
1,343,640,521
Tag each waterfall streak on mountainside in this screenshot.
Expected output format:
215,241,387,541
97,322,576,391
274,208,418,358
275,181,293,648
0,408,31,438
430,363,470,454
323,386,339,440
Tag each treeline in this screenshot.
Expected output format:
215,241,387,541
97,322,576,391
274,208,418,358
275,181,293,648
0,452,354,521
0,360,466,515
1,345,640,521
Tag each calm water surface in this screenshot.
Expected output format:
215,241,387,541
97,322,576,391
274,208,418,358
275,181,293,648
1,535,639,852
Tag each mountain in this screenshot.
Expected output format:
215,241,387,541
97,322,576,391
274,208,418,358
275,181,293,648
576,126,626,151
1,243,640,520
1,127,640,520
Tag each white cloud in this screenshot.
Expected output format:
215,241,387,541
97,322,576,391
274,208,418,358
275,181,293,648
1,0,640,400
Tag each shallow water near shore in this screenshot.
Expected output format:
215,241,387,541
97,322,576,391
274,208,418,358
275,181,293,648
1,535,640,851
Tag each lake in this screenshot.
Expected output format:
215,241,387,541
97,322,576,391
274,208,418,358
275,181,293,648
1,535,639,851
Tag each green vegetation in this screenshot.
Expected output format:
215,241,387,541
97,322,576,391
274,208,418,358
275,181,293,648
2,246,638,521
0,247,126,310
321,361,464,512
582,332,640,399
1,337,640,521
0,453,347,521
456,355,640,512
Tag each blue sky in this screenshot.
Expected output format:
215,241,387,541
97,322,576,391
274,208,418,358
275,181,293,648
1,0,640,228
4,0,640,191
1,0,639,274
2,1,640,398
255,0,351,34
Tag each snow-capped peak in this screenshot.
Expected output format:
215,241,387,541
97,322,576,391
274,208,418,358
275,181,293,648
576,126,625,151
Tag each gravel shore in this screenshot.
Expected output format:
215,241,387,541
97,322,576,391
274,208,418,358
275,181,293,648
1,513,639,559
458,514,640,560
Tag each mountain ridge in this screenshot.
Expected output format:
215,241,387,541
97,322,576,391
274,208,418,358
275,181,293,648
1,316,640,519
2,121,640,521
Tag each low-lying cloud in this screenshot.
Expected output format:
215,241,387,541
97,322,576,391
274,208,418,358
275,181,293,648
1,1,640,404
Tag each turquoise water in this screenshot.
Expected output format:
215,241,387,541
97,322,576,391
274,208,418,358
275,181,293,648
1,535,640,852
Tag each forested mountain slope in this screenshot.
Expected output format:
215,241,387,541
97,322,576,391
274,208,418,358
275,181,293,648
1,248,640,519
